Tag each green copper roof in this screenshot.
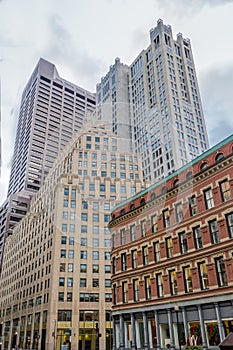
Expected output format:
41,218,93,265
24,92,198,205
112,133,233,212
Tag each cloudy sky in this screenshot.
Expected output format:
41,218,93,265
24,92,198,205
1,0,233,204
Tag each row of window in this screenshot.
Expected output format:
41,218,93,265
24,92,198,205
60,249,111,261
116,213,233,272
58,277,111,288
113,256,228,304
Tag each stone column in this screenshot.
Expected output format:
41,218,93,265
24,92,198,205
112,317,116,350
181,306,189,344
143,312,149,350
130,313,137,350
154,310,161,350
119,315,125,349
167,309,175,350
214,302,225,341
197,305,208,350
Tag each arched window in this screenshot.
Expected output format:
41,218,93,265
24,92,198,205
173,179,179,187
150,192,156,201
140,198,146,206
215,153,224,162
186,171,193,180
161,186,167,194
200,162,208,172
130,203,136,211
120,209,126,216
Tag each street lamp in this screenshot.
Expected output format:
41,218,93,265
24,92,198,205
174,306,181,350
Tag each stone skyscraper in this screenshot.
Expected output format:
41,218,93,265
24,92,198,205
97,19,209,181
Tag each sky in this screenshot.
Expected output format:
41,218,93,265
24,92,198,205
0,0,233,204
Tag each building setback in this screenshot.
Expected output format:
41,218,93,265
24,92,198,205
0,124,146,350
97,19,209,182
109,134,233,350
0,58,96,270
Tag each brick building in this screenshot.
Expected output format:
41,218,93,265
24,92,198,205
109,134,233,350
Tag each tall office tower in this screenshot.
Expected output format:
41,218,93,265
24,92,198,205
7,57,96,197
0,124,145,350
96,58,131,152
0,58,96,270
97,19,209,182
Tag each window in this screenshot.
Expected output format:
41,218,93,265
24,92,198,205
121,253,127,271
71,200,76,208
105,265,111,273
105,279,111,288
89,183,95,191
104,214,110,222
175,202,183,222
92,264,99,273
58,292,64,302
69,237,74,245
81,238,87,246
166,237,173,258
92,279,99,288
169,270,178,295
105,294,112,302
60,263,65,272
93,238,99,247
104,239,111,247
81,213,88,221
80,278,87,288
68,263,73,272
141,220,146,237
105,252,111,260
220,179,231,202
93,226,99,234
110,185,116,192
93,214,99,222
183,266,193,293
100,184,105,192
179,232,188,254
153,241,160,262
69,224,75,233
92,251,99,260
204,188,214,209
131,250,138,269
142,246,149,265
226,212,233,238
120,228,126,244
113,284,117,305
67,278,73,287
104,203,110,210
209,219,220,244
62,224,67,232
82,201,88,209
63,211,68,219
198,262,209,290
130,224,136,241
122,282,128,303
215,257,228,287
189,195,197,216
163,209,170,228
133,279,140,301
145,276,151,300
64,188,69,196
151,214,158,233
68,250,74,259
80,251,87,259
80,264,87,273
59,277,65,287
67,292,72,302
61,236,67,245
156,273,164,298
193,226,202,249
81,225,87,233
63,199,68,207
60,249,66,258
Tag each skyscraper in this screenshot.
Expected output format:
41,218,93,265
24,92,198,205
97,19,209,181
0,58,96,269
0,124,145,350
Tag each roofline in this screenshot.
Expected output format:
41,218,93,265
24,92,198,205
111,133,233,212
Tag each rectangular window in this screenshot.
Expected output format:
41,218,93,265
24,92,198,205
156,273,164,298
92,264,99,273
153,241,160,262
121,253,127,271
58,292,64,302
81,213,88,221
92,238,99,247
92,279,99,288
204,188,214,209
122,282,128,303
198,262,209,290
189,195,197,216
141,220,146,237
130,224,136,241
120,228,126,244
193,226,202,249
209,219,220,244
68,263,73,272
81,238,87,246
80,251,87,259
220,179,231,202
169,270,178,295
92,251,99,260
166,237,173,258
175,202,183,222
133,279,140,301
183,266,193,293
113,284,117,305
179,231,188,254
142,246,149,265
131,250,138,269
163,209,170,228
80,264,87,273
215,257,228,287
226,212,233,238
151,214,158,233
112,257,116,274
93,214,99,222
68,250,74,259
145,276,151,300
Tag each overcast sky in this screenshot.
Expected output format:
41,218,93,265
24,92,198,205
1,0,233,204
